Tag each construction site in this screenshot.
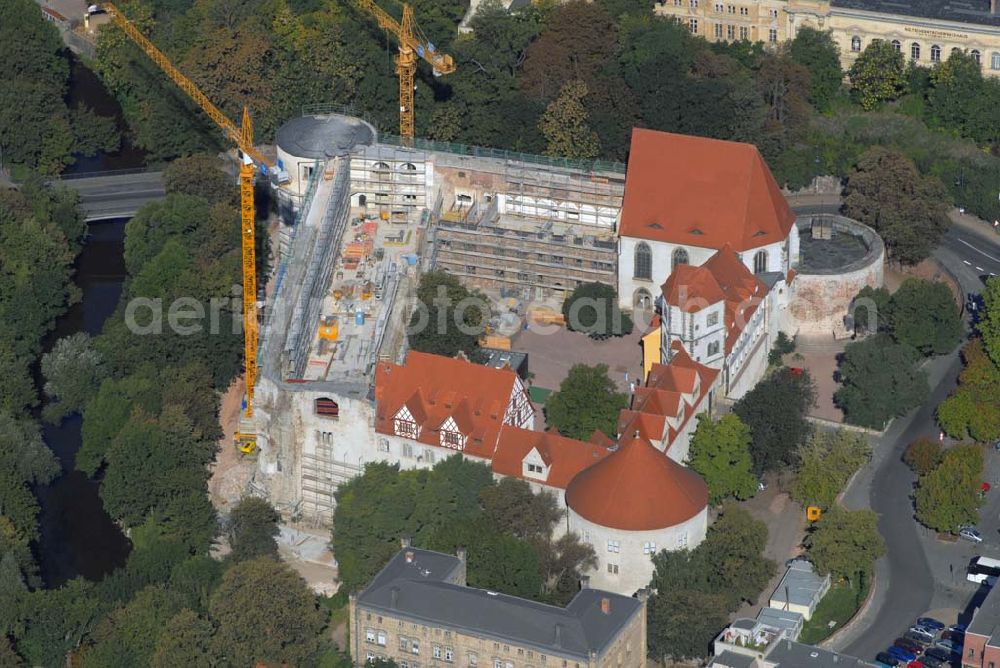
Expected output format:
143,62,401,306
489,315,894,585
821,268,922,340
250,113,626,523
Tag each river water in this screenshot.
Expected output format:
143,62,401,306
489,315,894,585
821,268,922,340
31,53,146,587
64,54,147,174
34,220,132,587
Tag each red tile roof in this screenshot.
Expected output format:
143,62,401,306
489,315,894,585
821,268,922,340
565,434,709,531
619,129,795,251
374,352,523,459
492,427,614,490
661,246,767,354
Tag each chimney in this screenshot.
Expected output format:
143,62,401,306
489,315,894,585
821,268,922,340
636,587,649,602
390,586,399,609
404,551,415,564
401,536,411,549
580,575,590,589
600,598,611,615
554,623,563,648
456,546,467,564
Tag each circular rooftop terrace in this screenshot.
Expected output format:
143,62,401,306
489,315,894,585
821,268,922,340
795,214,884,275
275,113,375,160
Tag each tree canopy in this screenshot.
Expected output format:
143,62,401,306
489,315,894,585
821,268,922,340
688,413,758,504
647,505,774,662
545,364,629,441
915,444,984,532
805,507,885,586
834,335,929,429
843,148,950,265
561,282,633,339
733,367,816,472
791,430,870,510
887,279,962,355
332,456,594,605
848,39,905,110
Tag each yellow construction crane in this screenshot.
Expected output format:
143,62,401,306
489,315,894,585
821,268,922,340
101,2,266,453
351,0,456,138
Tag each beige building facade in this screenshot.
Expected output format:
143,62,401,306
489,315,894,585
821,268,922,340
653,0,1000,77
350,547,647,668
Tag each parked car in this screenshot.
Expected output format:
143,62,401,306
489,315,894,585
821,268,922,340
894,638,923,654
940,629,964,642
903,632,932,648
916,655,942,668
923,647,955,663
887,646,917,663
874,653,900,666
934,639,960,653
917,617,945,631
949,623,968,633
907,662,924,668
960,526,984,543
908,627,936,643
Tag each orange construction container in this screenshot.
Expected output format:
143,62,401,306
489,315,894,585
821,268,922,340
481,335,511,350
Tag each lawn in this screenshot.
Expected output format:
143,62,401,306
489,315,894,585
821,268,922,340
798,579,870,644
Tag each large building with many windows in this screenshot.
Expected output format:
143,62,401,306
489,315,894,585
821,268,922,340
349,545,647,668
653,0,1000,77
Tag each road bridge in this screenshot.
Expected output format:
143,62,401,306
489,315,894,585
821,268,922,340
52,170,166,221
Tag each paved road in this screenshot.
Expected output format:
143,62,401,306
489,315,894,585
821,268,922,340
791,201,997,659
53,171,165,220
842,352,963,660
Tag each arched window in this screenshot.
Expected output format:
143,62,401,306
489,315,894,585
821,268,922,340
890,39,901,52
972,49,982,66
634,242,652,280
753,250,768,274
315,397,340,419
851,36,861,52
931,44,941,62
634,288,653,310
672,247,689,272
910,42,921,60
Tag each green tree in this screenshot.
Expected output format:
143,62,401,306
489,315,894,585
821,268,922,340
163,154,237,204
545,364,629,441
888,279,962,355
209,558,327,667
980,276,1000,368
904,438,943,476
40,332,105,423
805,507,885,586
833,336,929,429
539,80,601,159
647,588,729,662
850,285,891,335
152,609,218,668
561,282,633,339
227,497,280,562
480,478,561,542
937,338,1000,441
408,271,486,359
925,51,989,139
789,27,842,111
0,412,59,541
79,585,185,668
844,148,950,265
915,444,984,532
688,413,757,504
791,430,871,509
848,39,905,110
733,367,816,472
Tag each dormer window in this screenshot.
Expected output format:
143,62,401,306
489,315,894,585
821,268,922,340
527,463,544,474
441,430,463,449
395,418,418,439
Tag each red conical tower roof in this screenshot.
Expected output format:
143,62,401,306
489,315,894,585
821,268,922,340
565,434,708,531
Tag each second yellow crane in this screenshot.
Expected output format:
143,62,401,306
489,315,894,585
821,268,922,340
101,2,269,451
351,0,456,138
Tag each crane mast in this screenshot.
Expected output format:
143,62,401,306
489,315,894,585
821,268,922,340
351,0,456,138
101,3,270,445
